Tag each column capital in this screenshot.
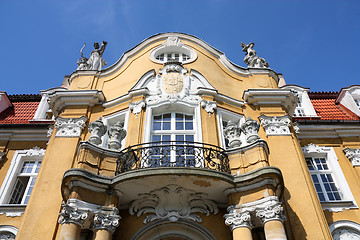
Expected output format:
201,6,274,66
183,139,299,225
224,206,253,231
255,202,285,224
58,202,89,226
92,207,121,233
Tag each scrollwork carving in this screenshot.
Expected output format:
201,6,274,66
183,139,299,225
129,101,146,118
55,116,87,137
255,202,285,224
58,203,89,226
93,207,121,233
343,148,360,167
201,100,217,117
129,184,218,223
224,206,252,230
258,114,291,136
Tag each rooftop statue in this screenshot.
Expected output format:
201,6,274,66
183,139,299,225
241,42,269,68
76,41,108,71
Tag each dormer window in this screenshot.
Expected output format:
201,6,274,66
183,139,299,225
150,36,197,64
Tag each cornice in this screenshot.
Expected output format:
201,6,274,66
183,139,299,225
295,124,360,139
0,128,49,141
243,89,297,113
67,33,280,82
47,89,105,117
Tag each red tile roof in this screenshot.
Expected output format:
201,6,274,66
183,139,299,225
309,92,359,121
0,95,41,124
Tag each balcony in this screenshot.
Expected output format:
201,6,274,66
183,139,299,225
115,141,230,175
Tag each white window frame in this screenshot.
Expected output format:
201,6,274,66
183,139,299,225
216,108,245,149
143,102,202,167
302,144,357,212
102,109,130,150
0,148,45,216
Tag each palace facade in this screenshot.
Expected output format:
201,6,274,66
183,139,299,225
0,33,360,240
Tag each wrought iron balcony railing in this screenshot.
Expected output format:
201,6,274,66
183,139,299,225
115,141,230,175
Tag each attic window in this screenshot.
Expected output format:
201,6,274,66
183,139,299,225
150,36,197,64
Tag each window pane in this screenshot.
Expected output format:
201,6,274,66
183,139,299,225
153,122,161,131
163,113,171,121
185,135,194,142
163,122,171,130
176,122,184,130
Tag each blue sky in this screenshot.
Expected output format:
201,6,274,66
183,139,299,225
1,0,359,94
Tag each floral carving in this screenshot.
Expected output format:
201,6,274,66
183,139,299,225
343,148,360,167
240,117,260,143
201,100,217,117
93,207,121,233
55,116,87,137
58,203,89,226
129,101,145,118
258,114,291,136
223,120,242,148
255,202,285,224
224,206,252,230
107,121,127,150
88,117,107,145
129,184,218,223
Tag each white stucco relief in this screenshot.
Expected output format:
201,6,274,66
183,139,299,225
129,184,218,223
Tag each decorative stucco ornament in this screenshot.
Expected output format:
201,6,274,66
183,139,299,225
55,116,88,137
88,117,107,145
129,184,218,223
241,42,269,68
258,114,291,136
93,207,121,233
224,206,252,230
129,100,146,118
223,120,242,148
107,121,127,150
302,143,323,154
25,146,45,156
333,228,360,240
240,117,260,143
343,148,360,167
76,41,107,71
200,100,217,117
146,61,201,105
58,203,89,226
255,202,285,224
164,36,184,47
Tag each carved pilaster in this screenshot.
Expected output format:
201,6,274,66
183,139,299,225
93,207,121,233
107,121,127,150
240,117,260,143
223,120,242,148
58,202,89,226
129,100,145,118
256,202,285,224
224,206,252,231
55,116,87,137
200,100,217,117
88,117,107,145
343,148,360,167
258,114,291,136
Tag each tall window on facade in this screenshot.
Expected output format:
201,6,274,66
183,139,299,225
150,113,195,166
9,161,41,204
306,157,342,202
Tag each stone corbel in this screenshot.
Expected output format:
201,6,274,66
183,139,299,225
224,206,253,230
258,114,291,136
93,207,121,233
343,148,360,167
129,100,145,118
55,116,88,138
200,100,217,117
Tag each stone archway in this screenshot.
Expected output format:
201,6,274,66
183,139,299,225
130,220,217,240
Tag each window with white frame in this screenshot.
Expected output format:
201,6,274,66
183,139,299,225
143,102,202,167
302,144,357,211
217,109,245,149
0,147,45,206
155,52,190,63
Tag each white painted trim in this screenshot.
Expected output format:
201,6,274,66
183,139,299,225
0,147,45,216
337,86,360,116
296,124,360,139
329,220,360,234
302,144,357,212
0,225,18,236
